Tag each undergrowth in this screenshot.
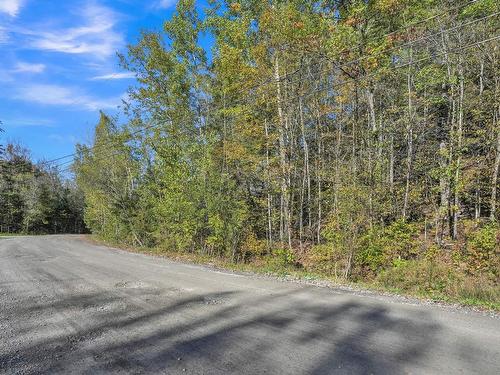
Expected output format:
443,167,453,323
89,225,499,312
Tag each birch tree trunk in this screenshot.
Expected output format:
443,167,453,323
274,55,292,249
452,65,465,239
403,49,414,220
491,78,500,221
264,118,273,247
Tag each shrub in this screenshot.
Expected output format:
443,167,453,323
303,244,347,278
376,259,457,296
274,247,296,266
240,231,267,262
466,223,499,276
357,219,420,275
455,222,500,279
263,246,297,272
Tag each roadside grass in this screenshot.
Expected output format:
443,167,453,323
0,233,25,238
87,235,499,312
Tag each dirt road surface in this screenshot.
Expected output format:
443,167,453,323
1,235,498,374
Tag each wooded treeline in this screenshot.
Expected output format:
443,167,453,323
0,140,85,234
74,0,499,300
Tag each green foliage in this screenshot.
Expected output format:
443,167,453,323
240,231,267,261
377,258,500,308
377,259,458,296
274,247,296,266
263,246,296,271
0,143,84,234
74,113,140,244
71,0,500,308
462,222,500,278
304,244,346,277
358,220,420,274
468,223,499,255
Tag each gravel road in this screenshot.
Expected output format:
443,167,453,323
1,235,499,374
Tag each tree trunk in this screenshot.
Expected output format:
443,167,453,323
316,107,323,244
264,118,273,247
299,97,311,231
452,66,465,239
491,104,500,221
437,141,450,244
403,52,415,220
274,55,292,249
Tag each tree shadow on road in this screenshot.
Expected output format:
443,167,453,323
0,280,487,374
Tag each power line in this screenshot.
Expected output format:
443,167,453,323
241,0,484,92
30,7,498,172
281,11,499,90
280,34,500,105
37,0,485,169
54,34,499,175
38,122,161,168
51,34,499,173
58,151,122,175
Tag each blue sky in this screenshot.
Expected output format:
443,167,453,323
0,0,208,163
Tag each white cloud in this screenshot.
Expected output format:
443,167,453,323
13,61,45,73
0,61,45,82
157,0,177,9
90,72,135,80
23,3,123,59
0,0,23,17
3,117,54,128
15,84,122,111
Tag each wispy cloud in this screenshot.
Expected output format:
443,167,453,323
14,84,122,111
155,0,177,9
90,72,135,80
13,61,45,73
0,0,24,17
2,117,54,128
0,60,45,82
21,3,123,59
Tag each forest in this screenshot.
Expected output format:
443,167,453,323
0,128,85,235
5,0,499,306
